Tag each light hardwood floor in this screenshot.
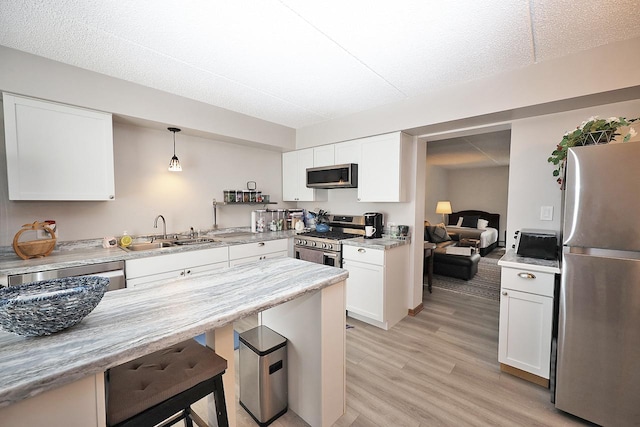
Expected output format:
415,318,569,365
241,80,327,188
202,288,591,426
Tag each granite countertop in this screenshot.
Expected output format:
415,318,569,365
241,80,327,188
0,257,348,408
0,229,297,277
342,236,410,250
498,249,561,274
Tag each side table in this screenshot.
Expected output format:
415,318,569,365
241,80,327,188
423,242,436,293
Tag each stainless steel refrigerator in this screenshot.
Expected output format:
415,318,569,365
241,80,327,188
555,142,640,426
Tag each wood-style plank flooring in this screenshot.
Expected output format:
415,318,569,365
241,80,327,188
200,288,591,426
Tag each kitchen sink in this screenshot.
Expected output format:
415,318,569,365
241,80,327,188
125,241,174,251
172,237,218,245
123,237,219,252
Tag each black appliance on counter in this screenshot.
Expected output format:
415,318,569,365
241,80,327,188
512,229,558,260
364,212,383,239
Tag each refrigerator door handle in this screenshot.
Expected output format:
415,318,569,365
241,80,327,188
517,272,536,279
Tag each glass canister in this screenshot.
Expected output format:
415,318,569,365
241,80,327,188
243,190,250,203
249,190,257,203
235,190,243,203
224,190,235,203
255,209,267,232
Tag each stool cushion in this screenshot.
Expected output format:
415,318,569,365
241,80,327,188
108,339,227,426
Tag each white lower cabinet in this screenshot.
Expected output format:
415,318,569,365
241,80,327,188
228,239,289,266
342,244,408,330
498,266,555,382
126,247,228,288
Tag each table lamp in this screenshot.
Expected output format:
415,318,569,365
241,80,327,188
435,201,452,224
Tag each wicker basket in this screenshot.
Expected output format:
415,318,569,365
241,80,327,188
0,276,109,336
13,221,57,260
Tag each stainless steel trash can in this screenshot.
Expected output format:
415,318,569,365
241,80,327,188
239,325,287,426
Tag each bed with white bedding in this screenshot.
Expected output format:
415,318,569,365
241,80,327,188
447,210,500,256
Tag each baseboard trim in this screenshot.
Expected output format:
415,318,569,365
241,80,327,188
500,363,549,388
408,303,424,316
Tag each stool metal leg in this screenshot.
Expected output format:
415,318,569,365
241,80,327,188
212,375,229,427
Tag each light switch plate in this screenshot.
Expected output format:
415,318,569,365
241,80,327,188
540,206,553,221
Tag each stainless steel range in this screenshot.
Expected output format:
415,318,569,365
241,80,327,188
294,214,365,267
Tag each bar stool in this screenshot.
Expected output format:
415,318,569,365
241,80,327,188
106,339,229,427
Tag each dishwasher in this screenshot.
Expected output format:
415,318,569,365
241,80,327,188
7,260,126,292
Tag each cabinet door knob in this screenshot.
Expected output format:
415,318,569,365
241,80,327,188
502,291,508,296
258,242,265,247
180,271,185,276
186,270,191,275
518,272,536,279
357,248,366,253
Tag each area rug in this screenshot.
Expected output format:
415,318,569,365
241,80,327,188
428,248,504,301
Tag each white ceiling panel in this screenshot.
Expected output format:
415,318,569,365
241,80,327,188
1,0,639,129
427,130,511,169
283,0,534,94
532,0,640,62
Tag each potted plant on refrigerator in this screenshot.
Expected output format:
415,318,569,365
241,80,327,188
548,116,638,188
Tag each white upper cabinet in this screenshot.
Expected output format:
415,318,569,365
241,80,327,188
282,148,327,202
313,145,335,167
2,93,115,201
334,139,361,165
358,132,410,202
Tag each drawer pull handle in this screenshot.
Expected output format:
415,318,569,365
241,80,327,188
502,291,508,296
518,272,536,279
357,248,366,253
258,242,265,247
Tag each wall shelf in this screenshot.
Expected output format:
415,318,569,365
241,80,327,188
219,202,278,206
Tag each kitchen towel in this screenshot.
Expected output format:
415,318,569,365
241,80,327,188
296,247,325,264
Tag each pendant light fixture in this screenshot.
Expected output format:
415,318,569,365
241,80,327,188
167,127,182,172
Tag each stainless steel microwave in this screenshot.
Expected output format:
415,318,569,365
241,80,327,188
306,163,358,189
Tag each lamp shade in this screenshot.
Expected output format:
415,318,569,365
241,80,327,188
435,201,452,215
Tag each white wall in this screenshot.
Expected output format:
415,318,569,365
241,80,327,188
295,36,640,148
447,166,509,241
506,98,640,249
0,46,295,151
0,121,290,245
424,163,449,225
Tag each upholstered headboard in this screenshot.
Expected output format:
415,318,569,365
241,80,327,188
448,210,500,233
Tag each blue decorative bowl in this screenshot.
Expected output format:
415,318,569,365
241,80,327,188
0,276,109,336
315,223,330,232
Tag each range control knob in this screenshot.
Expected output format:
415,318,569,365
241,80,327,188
311,241,316,247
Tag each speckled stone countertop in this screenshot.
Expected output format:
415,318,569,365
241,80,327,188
341,236,410,250
498,249,561,274
0,257,347,408
0,229,296,277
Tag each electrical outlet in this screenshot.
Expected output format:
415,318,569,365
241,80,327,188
540,206,553,221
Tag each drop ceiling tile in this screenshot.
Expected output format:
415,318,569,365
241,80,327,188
531,0,640,62
2,0,639,129
283,0,534,94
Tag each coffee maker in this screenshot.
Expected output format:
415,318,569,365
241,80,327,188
363,212,383,239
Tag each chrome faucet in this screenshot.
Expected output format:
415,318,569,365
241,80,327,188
154,215,167,239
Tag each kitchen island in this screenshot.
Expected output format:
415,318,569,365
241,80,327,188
0,257,347,427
